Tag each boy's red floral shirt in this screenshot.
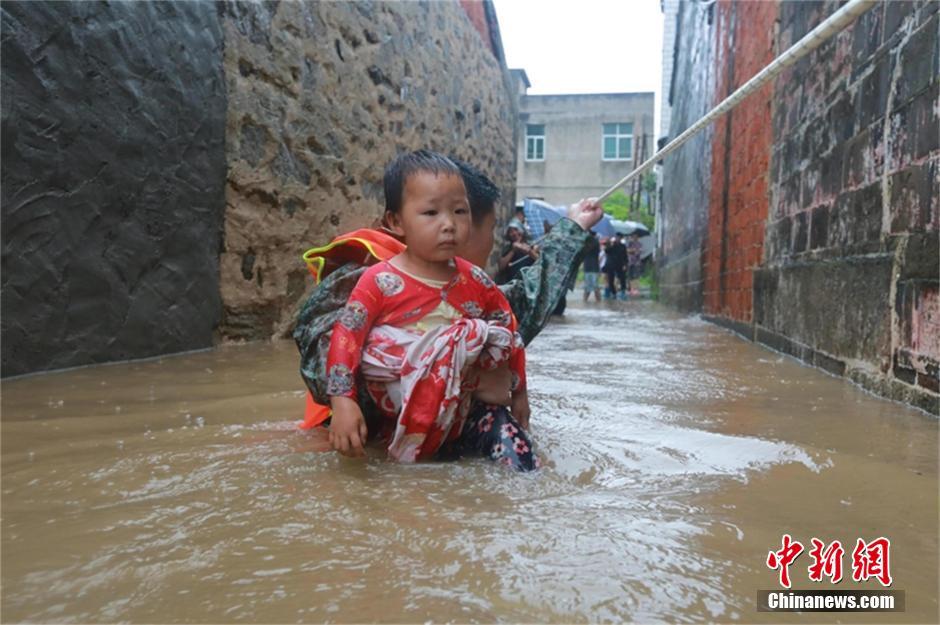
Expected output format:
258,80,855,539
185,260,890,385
325,256,527,460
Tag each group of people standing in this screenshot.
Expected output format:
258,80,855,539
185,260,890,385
581,231,644,302
492,206,647,307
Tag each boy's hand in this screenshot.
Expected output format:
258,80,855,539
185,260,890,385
328,396,368,457
511,389,531,430
567,197,603,231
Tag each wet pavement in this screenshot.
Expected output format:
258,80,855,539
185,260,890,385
2,300,937,623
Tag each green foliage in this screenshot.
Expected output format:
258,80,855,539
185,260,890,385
602,190,633,220
601,190,655,231
639,264,659,301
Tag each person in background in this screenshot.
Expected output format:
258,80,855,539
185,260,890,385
604,234,627,300
496,220,537,285
513,205,528,235
626,232,644,296
581,231,601,303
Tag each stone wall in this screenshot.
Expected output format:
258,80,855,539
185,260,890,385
659,0,939,414
1,1,226,377
218,0,518,341
0,0,516,376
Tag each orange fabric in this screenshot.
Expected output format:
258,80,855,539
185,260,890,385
303,228,406,283
300,228,406,429
301,393,332,430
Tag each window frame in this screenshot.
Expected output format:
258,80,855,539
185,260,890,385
525,123,545,162
601,122,633,162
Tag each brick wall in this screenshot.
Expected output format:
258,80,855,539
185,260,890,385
660,0,938,414
703,0,776,323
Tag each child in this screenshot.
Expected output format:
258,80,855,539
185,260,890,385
326,150,530,465
293,158,602,469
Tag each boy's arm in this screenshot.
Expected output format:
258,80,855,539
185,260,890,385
508,340,527,394
479,274,528,410
325,269,383,456
325,270,382,400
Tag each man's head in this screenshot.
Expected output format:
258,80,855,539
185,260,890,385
382,149,470,263
506,219,525,243
514,206,526,223
451,157,501,267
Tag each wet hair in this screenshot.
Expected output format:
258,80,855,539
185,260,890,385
383,149,461,214
450,157,500,225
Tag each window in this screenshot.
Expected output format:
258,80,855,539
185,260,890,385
602,122,633,161
525,124,545,161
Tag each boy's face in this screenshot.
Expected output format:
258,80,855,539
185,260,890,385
457,208,496,268
387,171,470,264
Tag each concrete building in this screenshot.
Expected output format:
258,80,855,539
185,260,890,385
510,70,654,206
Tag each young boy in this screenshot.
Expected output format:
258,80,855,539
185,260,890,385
326,150,532,465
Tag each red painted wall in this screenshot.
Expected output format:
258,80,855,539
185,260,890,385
459,0,496,58
702,0,777,322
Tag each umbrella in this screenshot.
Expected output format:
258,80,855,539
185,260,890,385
610,219,651,237
522,198,562,240
591,214,616,237
521,198,617,238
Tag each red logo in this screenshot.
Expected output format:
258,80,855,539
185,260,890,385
767,534,804,588
767,536,892,588
851,537,892,587
808,538,845,583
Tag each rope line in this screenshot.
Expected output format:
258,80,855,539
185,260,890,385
596,0,878,204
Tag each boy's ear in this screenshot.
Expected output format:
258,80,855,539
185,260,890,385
384,211,405,236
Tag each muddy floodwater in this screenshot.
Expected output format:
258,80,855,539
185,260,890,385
2,301,937,623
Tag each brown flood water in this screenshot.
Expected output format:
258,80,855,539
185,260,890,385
2,301,937,623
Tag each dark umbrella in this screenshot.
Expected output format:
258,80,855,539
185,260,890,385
611,219,651,237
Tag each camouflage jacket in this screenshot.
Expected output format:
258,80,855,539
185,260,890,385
293,218,590,406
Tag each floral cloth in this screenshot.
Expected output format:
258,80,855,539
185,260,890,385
360,321,514,462
440,402,540,471
325,257,526,462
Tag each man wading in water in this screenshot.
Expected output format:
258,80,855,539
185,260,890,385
294,154,603,468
